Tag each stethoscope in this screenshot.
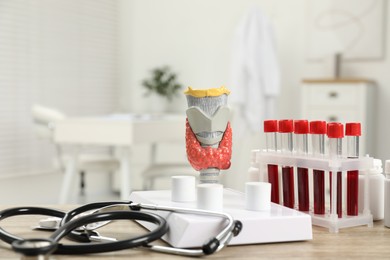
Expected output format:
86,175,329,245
0,201,242,258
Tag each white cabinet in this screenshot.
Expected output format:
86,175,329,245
301,79,376,156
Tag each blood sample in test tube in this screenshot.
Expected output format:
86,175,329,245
310,120,327,215
278,119,295,209
264,120,279,204
294,120,310,211
346,122,361,216
327,122,344,218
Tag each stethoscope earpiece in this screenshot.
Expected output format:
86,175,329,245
232,220,243,236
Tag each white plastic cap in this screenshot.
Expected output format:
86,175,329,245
371,159,383,173
364,159,383,175
171,176,196,202
197,183,223,212
385,160,390,174
245,182,271,211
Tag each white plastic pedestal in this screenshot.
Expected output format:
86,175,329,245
253,149,374,233
129,189,312,248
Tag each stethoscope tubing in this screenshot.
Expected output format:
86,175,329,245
63,201,241,256
60,200,128,242
51,210,168,255
134,203,235,241
60,201,127,227
0,206,168,256
131,202,242,256
0,202,242,257
0,207,65,244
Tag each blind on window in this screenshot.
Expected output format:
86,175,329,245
0,0,118,177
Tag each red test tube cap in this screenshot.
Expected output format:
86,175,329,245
264,120,278,133
294,120,309,134
327,122,344,138
345,122,361,136
310,121,327,134
278,119,294,133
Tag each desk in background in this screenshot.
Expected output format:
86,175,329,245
0,205,389,259
54,114,186,203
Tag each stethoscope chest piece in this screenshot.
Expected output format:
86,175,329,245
12,238,57,258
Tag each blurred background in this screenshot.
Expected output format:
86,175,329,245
0,0,388,204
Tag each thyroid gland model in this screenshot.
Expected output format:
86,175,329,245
184,86,232,183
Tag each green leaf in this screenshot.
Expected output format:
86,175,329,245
142,66,183,100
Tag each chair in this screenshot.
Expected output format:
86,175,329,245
142,143,198,190
31,104,119,201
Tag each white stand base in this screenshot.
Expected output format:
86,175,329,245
129,189,312,248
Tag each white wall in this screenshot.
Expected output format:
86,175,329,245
0,0,120,204
118,0,311,114
2,0,388,204
118,0,390,190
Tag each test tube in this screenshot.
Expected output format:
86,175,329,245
346,122,361,216
294,120,309,211
264,120,279,204
327,122,344,218
310,120,327,215
278,119,295,209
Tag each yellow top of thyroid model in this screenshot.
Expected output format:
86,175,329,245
184,86,230,98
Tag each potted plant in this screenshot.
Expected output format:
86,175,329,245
142,66,183,102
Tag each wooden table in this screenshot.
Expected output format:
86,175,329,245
0,205,389,259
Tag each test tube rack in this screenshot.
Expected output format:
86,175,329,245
252,149,374,233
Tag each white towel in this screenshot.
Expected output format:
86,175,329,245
230,7,280,134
